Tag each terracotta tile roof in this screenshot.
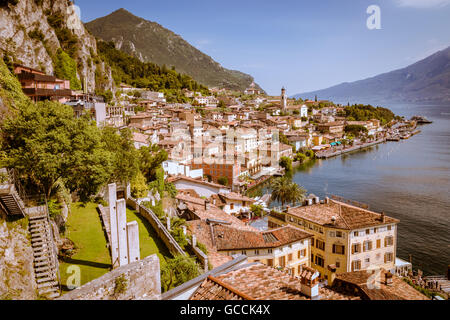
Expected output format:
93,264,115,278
190,264,359,300
169,175,230,190
218,192,255,203
186,220,232,268
214,225,313,251
190,276,249,300
287,199,399,230
178,194,256,232
333,269,429,300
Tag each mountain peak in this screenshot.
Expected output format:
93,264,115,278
86,9,262,92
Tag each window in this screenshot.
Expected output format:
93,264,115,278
288,253,293,262
315,256,325,267
333,244,345,255
241,250,246,255
354,231,359,237
279,256,286,268
336,261,341,268
230,203,234,210
255,250,260,255
385,236,394,247
316,240,325,251
336,231,343,238
268,248,273,254
329,231,336,237
376,239,381,249
365,258,370,263
366,229,370,235
387,225,392,231
352,243,361,254
268,259,273,267
352,260,361,271
385,252,394,263
363,241,373,252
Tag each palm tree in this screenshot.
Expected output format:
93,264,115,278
270,177,307,208
288,182,307,206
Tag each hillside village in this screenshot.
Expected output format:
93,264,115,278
0,0,448,302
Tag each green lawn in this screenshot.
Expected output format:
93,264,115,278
126,207,172,267
59,202,111,293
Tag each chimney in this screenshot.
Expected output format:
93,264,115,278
204,199,210,211
384,272,393,286
307,198,313,206
327,264,337,286
315,197,320,204
331,216,336,225
380,212,385,223
325,197,330,204
300,267,320,299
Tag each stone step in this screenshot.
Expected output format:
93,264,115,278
33,251,48,257
46,292,60,299
34,261,50,267
38,286,59,295
37,281,58,289
36,277,53,284
35,266,51,273
32,241,45,247
34,256,49,262
30,227,46,233
35,271,51,278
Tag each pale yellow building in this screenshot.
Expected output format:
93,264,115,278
268,198,400,281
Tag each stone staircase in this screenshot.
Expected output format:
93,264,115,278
28,209,60,299
0,184,26,217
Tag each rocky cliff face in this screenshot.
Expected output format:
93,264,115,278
0,0,114,93
0,216,37,300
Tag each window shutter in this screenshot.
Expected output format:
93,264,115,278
384,253,387,263
332,244,336,254
352,244,355,254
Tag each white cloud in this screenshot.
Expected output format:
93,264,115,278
395,0,450,8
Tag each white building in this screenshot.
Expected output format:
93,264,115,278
162,160,203,179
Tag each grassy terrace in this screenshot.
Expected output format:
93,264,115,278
58,202,172,293
59,203,111,293
126,206,171,267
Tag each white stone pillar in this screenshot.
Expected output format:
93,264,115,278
166,217,171,231
116,199,128,266
108,183,119,268
192,234,197,247
126,221,140,263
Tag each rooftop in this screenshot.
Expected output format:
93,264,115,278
286,199,399,230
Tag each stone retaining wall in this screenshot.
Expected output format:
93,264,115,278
126,198,186,257
57,255,161,300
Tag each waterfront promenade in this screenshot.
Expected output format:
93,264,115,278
316,138,387,159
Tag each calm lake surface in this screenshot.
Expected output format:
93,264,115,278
251,103,450,276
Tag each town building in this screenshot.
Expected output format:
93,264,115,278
14,64,72,102
268,197,400,281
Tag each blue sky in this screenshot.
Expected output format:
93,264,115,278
76,0,450,95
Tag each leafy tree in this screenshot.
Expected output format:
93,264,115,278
295,152,307,163
101,127,140,184
1,101,112,200
250,204,264,217
160,255,201,292
279,156,293,172
131,171,148,199
345,124,368,136
138,145,168,182
218,176,228,186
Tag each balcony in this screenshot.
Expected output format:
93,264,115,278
22,88,72,97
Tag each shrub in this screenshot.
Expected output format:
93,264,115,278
279,156,293,172
218,176,228,186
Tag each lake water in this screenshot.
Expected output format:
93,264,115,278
251,103,450,276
